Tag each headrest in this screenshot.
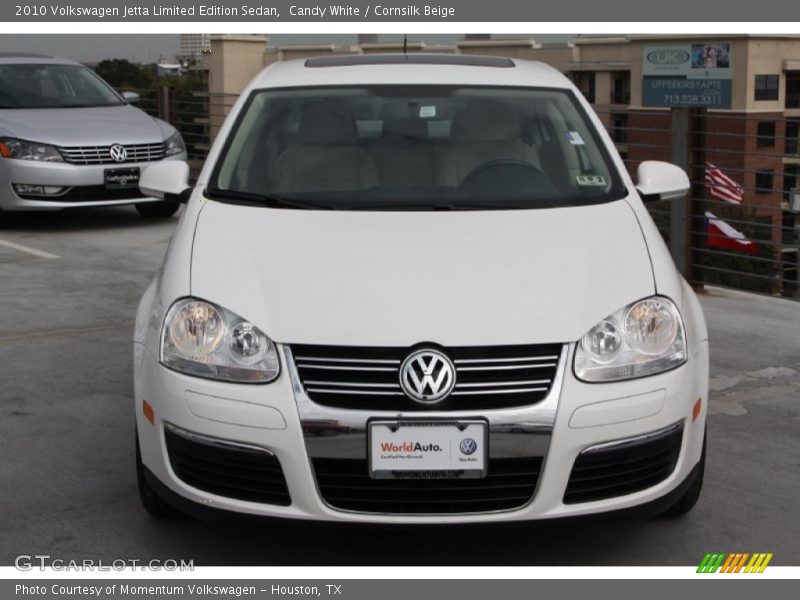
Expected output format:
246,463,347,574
298,102,358,144
452,101,522,142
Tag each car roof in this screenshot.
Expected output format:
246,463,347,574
0,53,82,66
249,54,572,90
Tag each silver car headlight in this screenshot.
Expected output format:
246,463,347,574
160,298,280,383
0,138,64,162
163,131,186,157
574,296,687,382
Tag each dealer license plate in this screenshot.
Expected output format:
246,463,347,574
368,420,488,479
104,167,140,189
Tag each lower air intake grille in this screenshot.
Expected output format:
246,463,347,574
165,426,291,506
16,186,145,202
312,457,542,514
564,422,684,504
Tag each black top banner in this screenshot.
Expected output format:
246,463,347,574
3,0,797,22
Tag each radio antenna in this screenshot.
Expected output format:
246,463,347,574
403,34,408,55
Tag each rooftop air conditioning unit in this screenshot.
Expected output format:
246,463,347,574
790,188,800,214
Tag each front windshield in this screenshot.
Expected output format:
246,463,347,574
210,85,626,210
0,64,124,109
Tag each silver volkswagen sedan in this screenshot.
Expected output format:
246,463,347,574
0,53,188,223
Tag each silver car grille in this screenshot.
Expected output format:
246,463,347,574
290,343,563,411
58,142,166,165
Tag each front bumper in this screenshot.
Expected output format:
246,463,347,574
0,153,188,211
134,340,709,523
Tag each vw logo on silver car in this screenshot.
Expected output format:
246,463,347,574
109,144,128,163
399,349,456,403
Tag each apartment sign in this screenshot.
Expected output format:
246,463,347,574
643,43,733,108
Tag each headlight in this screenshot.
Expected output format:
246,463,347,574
163,131,186,157
0,138,63,162
160,298,280,383
574,296,687,382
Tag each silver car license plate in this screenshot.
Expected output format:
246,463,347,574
104,167,140,189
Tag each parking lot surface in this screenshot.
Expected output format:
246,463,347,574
1,207,798,566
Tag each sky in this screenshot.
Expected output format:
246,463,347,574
0,34,576,63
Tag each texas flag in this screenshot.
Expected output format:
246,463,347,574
705,211,758,255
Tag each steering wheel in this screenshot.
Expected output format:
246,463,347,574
459,159,557,195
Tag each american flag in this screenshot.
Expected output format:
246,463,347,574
705,162,744,204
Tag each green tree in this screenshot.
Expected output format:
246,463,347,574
93,58,155,90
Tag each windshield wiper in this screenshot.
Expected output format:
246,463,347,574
56,103,121,108
206,188,336,210
350,202,525,211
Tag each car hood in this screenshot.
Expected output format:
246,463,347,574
190,197,655,346
0,105,167,145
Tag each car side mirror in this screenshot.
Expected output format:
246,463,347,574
636,161,690,202
140,161,191,203
121,91,140,104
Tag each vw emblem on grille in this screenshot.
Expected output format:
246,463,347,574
459,438,478,455
399,349,456,404
109,144,127,163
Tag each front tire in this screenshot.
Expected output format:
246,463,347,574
135,202,180,219
661,429,706,517
136,434,177,518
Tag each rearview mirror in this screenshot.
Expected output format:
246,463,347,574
121,91,140,104
140,161,191,203
636,161,690,202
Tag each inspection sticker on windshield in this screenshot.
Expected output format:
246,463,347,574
565,131,585,145
419,105,436,118
576,174,607,186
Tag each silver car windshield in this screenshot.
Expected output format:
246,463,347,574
210,85,627,211
0,64,124,109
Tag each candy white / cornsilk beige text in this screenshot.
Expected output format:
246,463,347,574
289,5,456,18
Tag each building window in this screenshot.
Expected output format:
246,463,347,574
786,120,799,155
573,72,596,103
756,121,776,148
787,72,800,109
783,164,798,201
611,113,628,144
755,75,780,101
755,170,774,195
612,72,630,105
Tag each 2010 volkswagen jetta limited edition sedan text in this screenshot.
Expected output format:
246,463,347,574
133,55,709,523
0,53,187,224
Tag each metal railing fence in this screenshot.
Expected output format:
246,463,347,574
598,107,799,300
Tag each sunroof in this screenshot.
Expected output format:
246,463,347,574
305,54,515,68
0,52,54,59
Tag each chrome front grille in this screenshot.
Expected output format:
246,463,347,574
58,142,165,165
290,344,563,411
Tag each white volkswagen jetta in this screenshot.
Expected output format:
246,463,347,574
134,55,708,523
